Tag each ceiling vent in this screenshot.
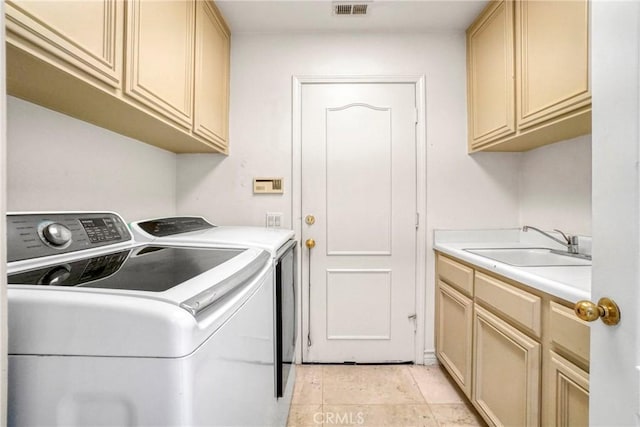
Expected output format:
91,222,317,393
333,2,369,16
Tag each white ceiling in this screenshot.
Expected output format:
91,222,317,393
216,0,490,34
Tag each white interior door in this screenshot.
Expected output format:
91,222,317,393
590,2,640,425
301,82,417,363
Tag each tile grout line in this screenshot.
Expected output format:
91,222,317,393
406,365,443,426
405,365,429,406
320,365,324,422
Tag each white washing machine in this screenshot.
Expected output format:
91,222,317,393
129,217,297,423
6,212,277,426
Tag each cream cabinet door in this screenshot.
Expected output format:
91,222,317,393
193,1,230,151
548,351,589,427
436,280,473,398
466,0,515,149
473,305,540,427
516,0,590,129
125,0,195,128
5,0,123,88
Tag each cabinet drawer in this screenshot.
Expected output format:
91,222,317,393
549,301,590,365
475,271,541,337
437,255,474,296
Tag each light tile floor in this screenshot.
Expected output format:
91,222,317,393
287,364,486,427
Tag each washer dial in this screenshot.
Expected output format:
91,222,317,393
39,222,73,248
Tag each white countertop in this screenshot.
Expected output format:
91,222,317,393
434,229,591,303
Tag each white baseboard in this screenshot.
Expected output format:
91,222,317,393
423,350,438,366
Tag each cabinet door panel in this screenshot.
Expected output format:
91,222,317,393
5,0,122,88
436,281,473,398
548,351,589,427
473,305,540,426
517,0,590,129
194,1,230,149
125,0,195,128
467,0,516,148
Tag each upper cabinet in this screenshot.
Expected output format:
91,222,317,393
466,1,516,148
467,0,591,152
5,0,124,89
125,0,195,129
5,0,230,154
193,1,230,148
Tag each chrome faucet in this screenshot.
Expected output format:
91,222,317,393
522,225,580,255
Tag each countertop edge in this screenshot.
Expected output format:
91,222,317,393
434,243,591,303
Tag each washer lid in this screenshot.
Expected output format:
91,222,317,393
7,245,272,357
8,245,244,292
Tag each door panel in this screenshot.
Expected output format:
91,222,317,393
301,83,417,363
326,105,392,255
326,269,391,340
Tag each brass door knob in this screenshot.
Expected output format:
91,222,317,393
305,238,316,249
574,297,621,325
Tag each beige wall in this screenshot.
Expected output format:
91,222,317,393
177,32,523,229
6,96,177,222
176,32,524,359
518,134,592,236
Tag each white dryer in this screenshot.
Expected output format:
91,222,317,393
7,212,276,426
129,216,297,418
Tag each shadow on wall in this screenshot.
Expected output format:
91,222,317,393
176,153,228,207
465,151,523,213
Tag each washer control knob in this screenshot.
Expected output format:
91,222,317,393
42,223,72,247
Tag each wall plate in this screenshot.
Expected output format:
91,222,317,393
253,177,284,194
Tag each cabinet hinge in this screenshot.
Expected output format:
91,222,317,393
413,108,419,124
415,212,419,229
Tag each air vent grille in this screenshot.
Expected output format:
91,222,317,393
333,2,369,16
335,4,352,15
352,4,368,15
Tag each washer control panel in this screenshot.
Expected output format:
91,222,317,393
136,216,215,237
7,212,132,262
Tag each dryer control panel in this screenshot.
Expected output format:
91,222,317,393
7,212,132,262
136,216,215,237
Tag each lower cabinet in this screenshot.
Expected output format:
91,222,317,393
436,280,473,398
473,305,541,426
547,351,589,427
435,252,590,427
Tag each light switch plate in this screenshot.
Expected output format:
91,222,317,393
266,212,283,228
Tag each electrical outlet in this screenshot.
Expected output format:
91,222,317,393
266,212,283,228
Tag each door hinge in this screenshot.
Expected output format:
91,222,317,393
408,313,417,333
415,212,419,229
413,108,419,124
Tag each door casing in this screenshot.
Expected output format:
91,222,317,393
291,75,427,364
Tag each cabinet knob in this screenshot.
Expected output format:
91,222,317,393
574,297,621,325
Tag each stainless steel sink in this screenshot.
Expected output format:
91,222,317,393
463,248,591,267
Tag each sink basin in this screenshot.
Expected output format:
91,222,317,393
463,248,591,267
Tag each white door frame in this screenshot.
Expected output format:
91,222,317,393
291,75,427,364
1,1,8,423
